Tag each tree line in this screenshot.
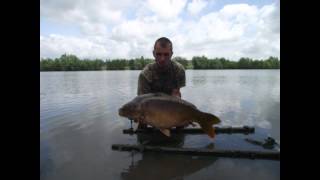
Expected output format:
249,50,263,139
40,54,280,71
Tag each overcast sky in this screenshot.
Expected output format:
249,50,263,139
40,0,280,61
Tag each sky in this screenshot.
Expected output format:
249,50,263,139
40,0,280,61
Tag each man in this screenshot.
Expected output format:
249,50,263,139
136,37,186,128
137,37,185,97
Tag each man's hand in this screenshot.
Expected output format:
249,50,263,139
133,116,146,124
171,88,181,98
133,117,148,129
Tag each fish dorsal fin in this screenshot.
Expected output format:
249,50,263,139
159,129,171,137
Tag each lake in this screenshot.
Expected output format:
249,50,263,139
40,70,280,180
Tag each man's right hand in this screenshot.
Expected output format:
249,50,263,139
133,117,148,129
171,88,181,98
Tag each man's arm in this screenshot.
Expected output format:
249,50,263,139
172,66,185,98
177,68,186,88
136,73,151,127
137,73,151,95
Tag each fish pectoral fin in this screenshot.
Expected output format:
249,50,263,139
200,124,215,139
197,115,216,139
196,112,221,139
159,129,171,137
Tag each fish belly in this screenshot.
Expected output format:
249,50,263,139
144,107,192,129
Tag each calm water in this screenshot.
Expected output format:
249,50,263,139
40,70,280,180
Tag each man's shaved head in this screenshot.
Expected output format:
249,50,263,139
154,37,172,51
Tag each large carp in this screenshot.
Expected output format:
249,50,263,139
118,93,221,139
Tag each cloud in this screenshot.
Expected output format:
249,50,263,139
111,16,182,43
187,0,208,15
144,0,188,19
40,0,133,35
173,4,259,59
175,3,279,60
242,3,280,59
40,34,132,59
109,15,184,58
40,1,280,60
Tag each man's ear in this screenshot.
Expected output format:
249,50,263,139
153,50,156,58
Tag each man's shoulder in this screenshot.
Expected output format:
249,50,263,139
171,61,186,87
171,60,185,72
143,62,157,71
141,62,157,74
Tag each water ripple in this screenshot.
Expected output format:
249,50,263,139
40,70,280,180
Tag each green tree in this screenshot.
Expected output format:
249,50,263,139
172,56,189,69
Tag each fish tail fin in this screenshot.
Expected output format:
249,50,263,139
196,112,221,138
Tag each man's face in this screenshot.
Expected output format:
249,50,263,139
153,42,173,68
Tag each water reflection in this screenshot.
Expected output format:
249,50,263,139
40,140,54,179
121,143,218,180
258,101,280,141
191,75,207,87
185,158,279,180
121,131,219,180
136,130,186,147
40,70,280,180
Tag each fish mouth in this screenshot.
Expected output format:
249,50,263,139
118,108,125,116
